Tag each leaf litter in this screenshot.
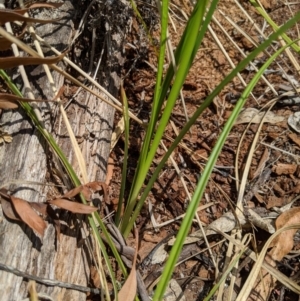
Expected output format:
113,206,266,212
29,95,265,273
0,181,106,238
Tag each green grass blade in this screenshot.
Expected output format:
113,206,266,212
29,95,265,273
121,0,211,236
156,0,219,117
121,0,169,229
151,33,299,301
122,11,300,238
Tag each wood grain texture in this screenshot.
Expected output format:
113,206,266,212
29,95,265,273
0,0,132,299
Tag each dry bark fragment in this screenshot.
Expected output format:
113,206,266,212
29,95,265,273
0,0,132,299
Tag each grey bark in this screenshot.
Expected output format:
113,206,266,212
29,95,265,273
0,1,131,300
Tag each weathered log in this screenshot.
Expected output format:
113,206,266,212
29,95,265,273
0,1,131,299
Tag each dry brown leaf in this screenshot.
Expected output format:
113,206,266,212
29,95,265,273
48,198,97,214
86,181,109,204
0,100,18,109
61,181,108,202
0,196,22,221
268,207,300,261
0,8,59,25
30,202,61,241
117,229,138,301
90,266,101,288
10,196,47,236
0,3,62,50
61,185,86,199
0,52,65,69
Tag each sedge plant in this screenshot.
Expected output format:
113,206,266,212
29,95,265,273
115,0,300,299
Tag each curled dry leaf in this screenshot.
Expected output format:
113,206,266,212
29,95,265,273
110,117,125,151
288,132,300,148
0,52,65,69
61,185,93,201
61,181,108,202
48,198,97,214
268,207,300,261
247,208,275,234
86,181,109,204
10,196,47,237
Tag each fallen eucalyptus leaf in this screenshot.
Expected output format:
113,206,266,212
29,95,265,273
235,108,285,125
10,196,46,236
48,199,97,214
